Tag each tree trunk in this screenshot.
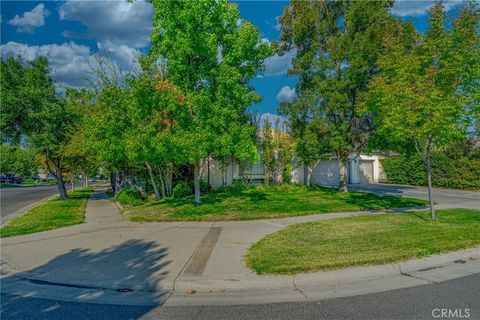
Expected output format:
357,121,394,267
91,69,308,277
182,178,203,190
145,161,161,200
110,172,115,195
56,169,68,199
207,157,210,187
306,165,313,187
165,163,173,196
221,159,228,186
71,174,74,193
85,174,89,187
338,158,348,192
193,162,201,204
157,166,167,198
426,147,435,222
110,171,118,197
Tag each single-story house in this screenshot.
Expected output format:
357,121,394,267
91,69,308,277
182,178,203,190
38,168,56,181
201,151,387,188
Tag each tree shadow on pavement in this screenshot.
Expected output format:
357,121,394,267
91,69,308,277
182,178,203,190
348,183,417,198
1,239,171,319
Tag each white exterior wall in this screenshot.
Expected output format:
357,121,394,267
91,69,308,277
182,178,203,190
201,157,239,188
310,160,340,187
348,155,361,184
290,157,305,184
202,153,385,187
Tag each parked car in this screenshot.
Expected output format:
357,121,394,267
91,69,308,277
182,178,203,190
12,176,23,184
0,175,23,184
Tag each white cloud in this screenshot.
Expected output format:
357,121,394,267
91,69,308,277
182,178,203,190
266,16,281,31
264,49,296,76
274,16,281,31
8,3,50,33
276,86,296,103
391,0,462,17
0,41,141,88
0,41,90,87
59,0,153,49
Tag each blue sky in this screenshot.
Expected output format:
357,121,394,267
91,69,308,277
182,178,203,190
0,0,464,117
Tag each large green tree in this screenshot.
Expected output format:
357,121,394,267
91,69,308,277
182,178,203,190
0,144,37,178
63,88,99,188
1,57,80,198
146,0,271,204
367,2,480,221
86,84,132,195
278,0,396,191
125,64,190,200
279,93,331,187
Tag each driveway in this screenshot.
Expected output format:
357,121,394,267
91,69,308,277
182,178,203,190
349,183,480,209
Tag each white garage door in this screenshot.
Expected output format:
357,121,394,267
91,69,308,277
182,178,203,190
359,160,374,184
310,160,340,187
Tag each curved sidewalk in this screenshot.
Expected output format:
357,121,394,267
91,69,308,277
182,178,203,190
1,189,479,307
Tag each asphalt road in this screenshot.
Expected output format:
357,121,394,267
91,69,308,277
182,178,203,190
1,183,80,219
1,274,479,320
350,183,480,209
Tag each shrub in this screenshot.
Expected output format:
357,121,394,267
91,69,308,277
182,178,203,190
117,187,145,206
172,181,193,198
383,153,480,190
200,180,211,193
23,178,36,184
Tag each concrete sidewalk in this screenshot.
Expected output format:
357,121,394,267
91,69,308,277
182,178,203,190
1,189,479,307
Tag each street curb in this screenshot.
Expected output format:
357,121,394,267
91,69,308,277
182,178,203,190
2,247,478,307
1,185,92,227
1,194,57,227
114,200,123,210
172,247,480,293
163,248,480,306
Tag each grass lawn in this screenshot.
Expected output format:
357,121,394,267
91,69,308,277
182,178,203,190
245,208,480,274
0,187,93,238
122,184,426,222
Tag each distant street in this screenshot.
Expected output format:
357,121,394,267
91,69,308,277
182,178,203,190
1,183,79,219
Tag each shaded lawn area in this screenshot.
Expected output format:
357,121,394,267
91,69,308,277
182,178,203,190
122,184,427,222
245,208,480,275
0,187,93,238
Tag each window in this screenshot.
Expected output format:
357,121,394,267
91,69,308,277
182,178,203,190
251,159,264,175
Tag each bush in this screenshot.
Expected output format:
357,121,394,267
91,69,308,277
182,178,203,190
383,153,480,190
200,180,212,193
117,187,145,206
172,181,193,198
216,179,249,193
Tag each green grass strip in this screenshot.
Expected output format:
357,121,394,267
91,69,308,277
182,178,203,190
246,208,480,274
1,187,93,238
122,184,426,222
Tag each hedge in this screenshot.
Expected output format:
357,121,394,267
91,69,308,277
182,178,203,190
383,153,480,190
117,187,145,206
